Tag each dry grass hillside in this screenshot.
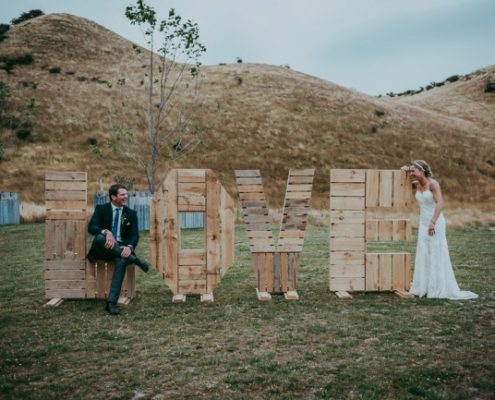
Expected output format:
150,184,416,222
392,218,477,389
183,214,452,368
0,13,494,210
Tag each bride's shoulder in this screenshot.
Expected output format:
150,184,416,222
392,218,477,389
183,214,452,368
428,178,441,190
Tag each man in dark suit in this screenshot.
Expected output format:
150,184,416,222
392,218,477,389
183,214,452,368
87,183,150,315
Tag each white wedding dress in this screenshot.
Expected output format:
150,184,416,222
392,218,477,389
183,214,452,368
410,190,478,300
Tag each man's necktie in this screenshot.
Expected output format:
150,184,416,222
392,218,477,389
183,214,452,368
112,208,120,238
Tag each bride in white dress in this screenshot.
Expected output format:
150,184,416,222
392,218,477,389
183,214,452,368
402,160,478,300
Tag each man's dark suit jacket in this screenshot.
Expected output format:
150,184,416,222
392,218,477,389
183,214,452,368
87,203,139,263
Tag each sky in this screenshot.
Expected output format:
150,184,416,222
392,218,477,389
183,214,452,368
2,0,494,95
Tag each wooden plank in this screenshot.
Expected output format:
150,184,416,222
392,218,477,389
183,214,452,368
178,182,206,196
330,196,365,210
236,177,263,185
45,190,86,201
330,277,365,291
237,185,265,193
286,184,313,192
284,191,312,200
46,210,87,221
329,238,365,252
272,252,281,292
172,294,186,303
85,260,96,298
45,280,86,290
177,205,205,212
46,259,86,269
330,183,366,197
329,264,365,278
287,175,314,184
378,253,393,291
46,200,87,211
45,270,85,280
379,170,394,207
395,290,415,299
378,220,394,240
366,170,380,207
239,192,266,200
330,223,364,238
177,169,206,183
265,252,274,292
45,180,87,191
253,253,264,291
392,253,406,291
45,289,86,299
200,293,214,303
330,211,365,223
164,171,179,291
220,187,235,276
330,169,365,183
404,253,412,290
206,170,221,290
279,230,305,238
280,252,289,292
288,169,315,176
284,290,299,300
44,298,64,307
45,171,86,181
235,170,260,177
330,252,365,266
287,252,299,291
335,291,353,300
178,265,206,280
248,230,274,238
178,279,207,294
256,289,272,301
178,195,206,207
365,253,380,291
365,220,379,241
179,249,206,266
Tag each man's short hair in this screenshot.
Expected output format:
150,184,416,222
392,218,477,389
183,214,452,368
109,183,127,198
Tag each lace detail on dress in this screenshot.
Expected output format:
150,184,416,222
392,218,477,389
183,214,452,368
410,190,478,300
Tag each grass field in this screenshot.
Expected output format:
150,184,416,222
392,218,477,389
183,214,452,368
0,223,494,399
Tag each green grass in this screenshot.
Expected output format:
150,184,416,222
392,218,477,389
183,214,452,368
0,223,494,399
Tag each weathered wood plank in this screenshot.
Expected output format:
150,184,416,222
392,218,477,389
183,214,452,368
329,237,366,252
330,223,365,238
179,249,206,266
330,169,366,183
329,277,365,291
330,183,366,197
330,196,365,210
365,253,380,291
45,171,87,181
177,169,206,183
366,170,380,207
379,170,394,207
45,180,87,191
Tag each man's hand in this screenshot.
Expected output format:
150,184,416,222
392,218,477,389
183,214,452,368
104,231,117,249
120,246,132,258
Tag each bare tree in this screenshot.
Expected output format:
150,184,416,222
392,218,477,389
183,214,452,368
109,0,206,193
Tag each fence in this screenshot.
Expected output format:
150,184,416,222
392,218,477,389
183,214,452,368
94,191,204,230
0,192,20,225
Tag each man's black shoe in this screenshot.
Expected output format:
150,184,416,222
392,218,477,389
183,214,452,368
135,258,150,273
105,302,120,315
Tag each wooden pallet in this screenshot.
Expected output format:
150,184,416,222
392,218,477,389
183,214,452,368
45,171,88,302
329,169,414,298
150,169,235,302
235,169,314,300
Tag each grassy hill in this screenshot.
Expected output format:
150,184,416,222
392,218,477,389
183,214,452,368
1,13,494,208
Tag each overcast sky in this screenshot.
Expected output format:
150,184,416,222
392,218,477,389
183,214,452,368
2,0,494,95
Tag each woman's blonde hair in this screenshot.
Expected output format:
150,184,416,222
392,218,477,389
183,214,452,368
410,160,433,177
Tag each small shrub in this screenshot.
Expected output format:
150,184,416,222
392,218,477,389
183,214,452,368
48,66,61,74
235,76,243,86
0,23,9,42
64,71,75,75
0,54,34,73
87,137,98,146
11,9,44,25
375,110,385,117
370,125,378,134
446,75,460,83
236,57,243,63
14,122,32,140
77,76,88,82
21,81,37,89
484,80,495,93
